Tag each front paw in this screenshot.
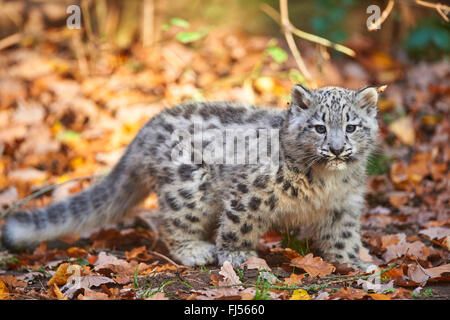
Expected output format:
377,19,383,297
217,250,257,267
351,260,378,273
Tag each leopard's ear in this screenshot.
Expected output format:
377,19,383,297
356,86,378,117
290,84,313,111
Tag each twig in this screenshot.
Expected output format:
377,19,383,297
368,0,395,31
149,250,181,269
278,0,313,82
368,0,449,31
415,0,449,22
260,3,356,57
0,174,100,219
142,0,155,47
0,33,23,51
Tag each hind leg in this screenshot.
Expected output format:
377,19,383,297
157,176,219,266
160,205,217,266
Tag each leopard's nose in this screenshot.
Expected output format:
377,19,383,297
330,147,344,156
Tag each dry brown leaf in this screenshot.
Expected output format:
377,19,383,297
144,292,169,300
284,273,305,286
61,275,115,299
241,257,271,271
392,287,412,299
67,247,88,258
219,261,242,286
368,293,392,300
383,239,431,263
331,287,366,300
408,263,450,285
93,252,135,276
388,192,409,207
419,227,450,240
125,246,153,262
290,253,335,278
390,162,410,190
437,236,450,251
77,290,110,300
389,117,415,146
270,247,301,260
47,263,72,286
52,283,68,300
0,275,27,288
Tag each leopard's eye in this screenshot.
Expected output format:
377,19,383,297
346,125,356,133
315,125,326,134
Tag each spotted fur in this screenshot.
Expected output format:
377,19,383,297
2,85,379,271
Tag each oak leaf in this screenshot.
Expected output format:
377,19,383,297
219,261,242,286
331,287,366,300
290,253,335,278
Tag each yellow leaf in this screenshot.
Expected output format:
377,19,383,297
70,157,85,169
254,77,275,93
389,117,415,146
0,280,9,300
53,284,68,300
290,289,310,300
47,263,71,286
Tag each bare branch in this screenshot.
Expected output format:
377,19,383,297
415,0,449,22
278,0,313,82
368,0,395,31
261,3,355,57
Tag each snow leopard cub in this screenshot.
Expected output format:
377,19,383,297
2,85,379,270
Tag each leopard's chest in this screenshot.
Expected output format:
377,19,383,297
271,170,361,227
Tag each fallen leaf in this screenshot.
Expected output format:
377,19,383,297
47,263,72,286
381,233,406,249
368,293,392,300
219,261,242,286
383,239,431,263
388,192,409,207
331,287,366,300
125,246,153,262
0,275,27,288
389,116,415,145
93,252,135,276
77,290,110,300
314,291,330,300
0,187,18,207
241,257,271,271
357,279,394,293
290,289,311,300
419,227,450,240
0,281,9,300
67,247,88,258
61,275,115,299
284,273,305,286
271,247,301,260
436,236,450,251
290,253,335,278
145,292,169,300
52,283,68,300
407,264,430,284
392,287,412,299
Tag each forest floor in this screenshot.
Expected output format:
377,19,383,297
0,24,448,300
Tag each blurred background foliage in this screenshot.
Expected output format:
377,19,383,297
0,0,448,61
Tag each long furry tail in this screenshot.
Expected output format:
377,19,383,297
1,147,154,250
